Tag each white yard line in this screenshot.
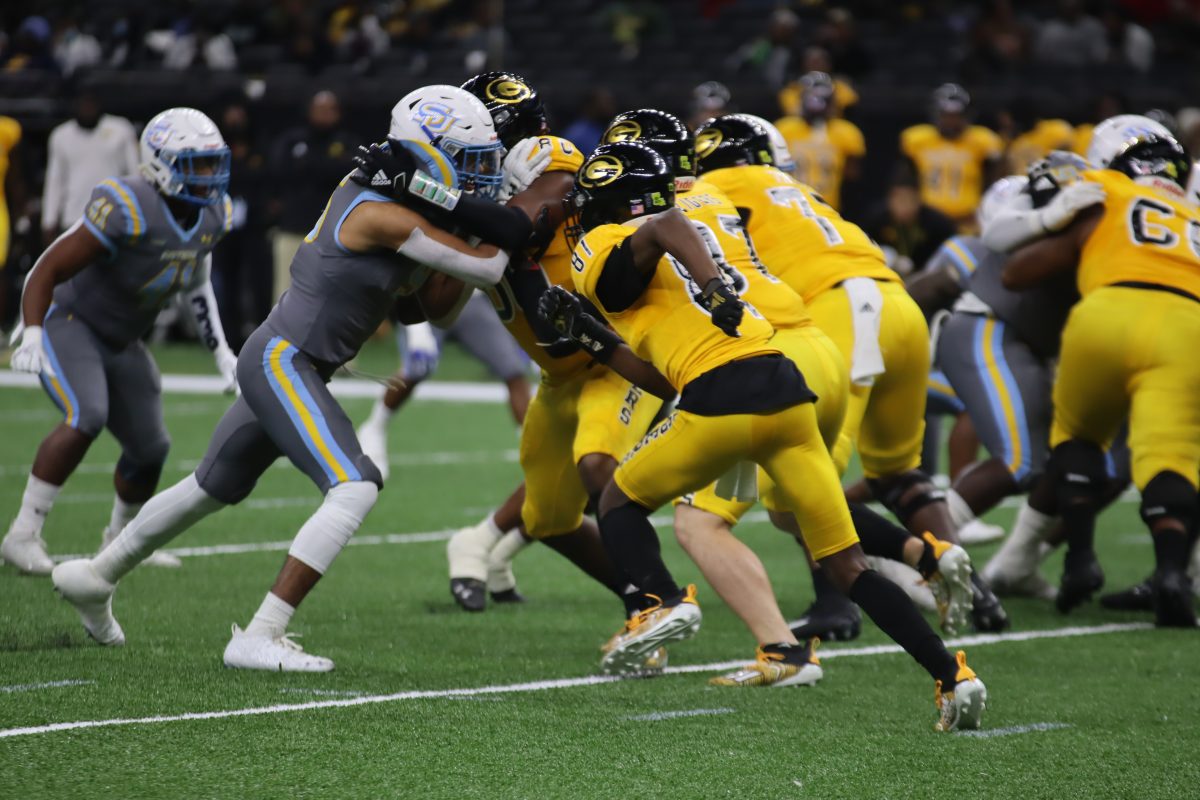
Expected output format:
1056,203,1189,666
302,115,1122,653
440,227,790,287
0,622,1151,740
624,708,735,722
957,722,1073,738
0,680,95,694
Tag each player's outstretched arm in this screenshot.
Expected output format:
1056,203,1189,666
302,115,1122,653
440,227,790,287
1002,206,1101,290
983,181,1106,253
184,255,239,394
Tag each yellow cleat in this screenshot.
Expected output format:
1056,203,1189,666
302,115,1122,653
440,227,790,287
935,650,987,731
600,585,700,676
923,532,974,636
710,639,823,688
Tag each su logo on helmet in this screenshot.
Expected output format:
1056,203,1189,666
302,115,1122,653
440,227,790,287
604,120,643,143
412,102,459,136
695,129,723,159
485,78,531,105
580,155,624,188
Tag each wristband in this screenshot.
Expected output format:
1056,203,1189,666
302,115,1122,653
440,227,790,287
408,171,461,212
575,319,621,363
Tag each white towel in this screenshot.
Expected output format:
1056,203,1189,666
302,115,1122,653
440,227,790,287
842,277,885,386
714,461,759,502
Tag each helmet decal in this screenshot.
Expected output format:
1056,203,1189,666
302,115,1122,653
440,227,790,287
580,155,624,188
604,120,643,143
695,128,723,159
412,102,459,137
485,78,532,104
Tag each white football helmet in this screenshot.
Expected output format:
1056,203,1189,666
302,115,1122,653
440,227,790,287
1086,114,1174,169
1187,160,1200,207
739,113,795,173
139,108,230,206
389,85,504,199
976,175,1028,230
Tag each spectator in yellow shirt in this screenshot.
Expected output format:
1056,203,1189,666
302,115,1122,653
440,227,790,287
774,71,864,210
777,45,859,120
0,115,21,323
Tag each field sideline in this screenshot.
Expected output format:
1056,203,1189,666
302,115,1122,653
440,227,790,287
1,342,1197,799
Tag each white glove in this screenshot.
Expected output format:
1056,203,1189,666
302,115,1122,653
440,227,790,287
497,137,553,203
214,346,239,395
1039,181,1106,232
10,326,56,378
402,322,441,382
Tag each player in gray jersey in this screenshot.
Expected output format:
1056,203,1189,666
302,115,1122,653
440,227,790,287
51,85,549,671
4,108,238,576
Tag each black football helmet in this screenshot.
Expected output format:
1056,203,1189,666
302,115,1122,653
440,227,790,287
1109,135,1192,191
565,142,675,249
460,71,549,151
601,109,695,178
932,83,971,115
1026,150,1091,208
693,114,775,174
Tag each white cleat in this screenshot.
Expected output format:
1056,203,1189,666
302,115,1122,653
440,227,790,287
936,651,987,732
923,533,974,637
51,559,125,646
956,518,1006,545
866,556,937,613
1,530,55,576
222,624,335,672
601,585,702,676
100,526,181,569
356,422,390,481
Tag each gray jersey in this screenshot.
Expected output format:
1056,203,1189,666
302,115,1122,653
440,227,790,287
266,177,430,367
933,235,1077,359
55,175,231,348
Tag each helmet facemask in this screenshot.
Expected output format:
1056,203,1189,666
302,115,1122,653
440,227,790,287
435,136,504,200
160,147,232,206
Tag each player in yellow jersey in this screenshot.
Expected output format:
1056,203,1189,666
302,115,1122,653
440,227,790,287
1004,115,1199,626
1006,115,1075,176
901,84,1004,231
540,141,986,729
773,72,864,211
696,114,1010,633
0,115,20,313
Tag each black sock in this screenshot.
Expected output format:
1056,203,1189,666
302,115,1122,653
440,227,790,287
598,501,680,601
849,502,910,563
916,541,940,579
1061,500,1098,558
809,565,840,601
1153,529,1189,572
762,640,813,663
849,570,958,686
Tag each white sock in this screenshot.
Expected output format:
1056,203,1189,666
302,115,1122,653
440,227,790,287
245,592,295,639
487,529,532,592
447,513,505,581
108,496,144,535
945,489,978,530
7,475,61,539
484,513,505,538
363,397,393,432
93,474,224,584
1009,500,1055,555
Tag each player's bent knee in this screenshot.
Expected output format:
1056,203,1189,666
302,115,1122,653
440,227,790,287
865,471,945,527
597,479,630,518
1139,471,1197,533
288,481,379,575
816,546,868,593
673,503,725,549
1049,440,1106,505
117,433,171,486
577,454,617,504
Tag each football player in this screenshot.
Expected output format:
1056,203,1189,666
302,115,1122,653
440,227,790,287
694,114,1009,632
4,108,238,575
545,141,988,730
773,72,865,211
1002,115,1199,626
50,86,526,669
900,84,1004,231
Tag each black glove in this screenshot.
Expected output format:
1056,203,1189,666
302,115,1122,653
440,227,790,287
537,286,620,362
350,141,418,200
696,277,743,337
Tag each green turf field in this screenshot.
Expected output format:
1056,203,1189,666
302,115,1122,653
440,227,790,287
1,342,1197,799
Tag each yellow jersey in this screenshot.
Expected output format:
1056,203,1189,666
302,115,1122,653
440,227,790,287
772,117,865,210
0,116,19,266
1071,124,1094,158
1007,119,1075,175
700,165,897,304
1077,169,1200,300
777,79,859,119
677,178,811,330
484,135,591,379
900,124,1003,220
571,222,778,390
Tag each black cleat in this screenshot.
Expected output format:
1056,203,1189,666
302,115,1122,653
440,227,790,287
1056,551,1105,614
789,597,862,642
490,588,527,604
970,572,1010,632
1151,569,1198,628
1099,578,1154,612
450,578,487,612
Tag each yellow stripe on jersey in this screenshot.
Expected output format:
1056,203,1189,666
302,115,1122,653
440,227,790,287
100,179,143,238
47,375,75,426
268,339,350,484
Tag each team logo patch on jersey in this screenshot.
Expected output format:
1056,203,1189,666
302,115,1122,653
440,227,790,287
580,155,624,188
412,102,459,137
695,128,723,159
485,78,531,104
604,120,643,143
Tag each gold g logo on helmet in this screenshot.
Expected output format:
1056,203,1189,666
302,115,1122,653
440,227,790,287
695,129,723,160
580,155,624,188
485,78,532,105
604,120,643,143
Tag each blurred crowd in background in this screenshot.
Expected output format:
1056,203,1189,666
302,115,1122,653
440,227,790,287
0,0,1198,345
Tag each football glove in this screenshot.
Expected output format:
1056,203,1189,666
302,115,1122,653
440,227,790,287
537,286,620,362
352,142,462,213
696,277,743,337
497,137,554,203
402,322,441,383
214,346,239,395
9,326,55,378
1039,180,1106,232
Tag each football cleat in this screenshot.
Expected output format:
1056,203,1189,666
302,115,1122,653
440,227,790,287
222,624,334,672
710,640,823,688
1099,578,1153,612
1,529,55,576
788,595,861,642
355,420,390,482
450,578,487,612
447,519,504,611
1151,568,1197,628
490,588,526,604
922,533,974,636
956,518,1006,545
1056,550,1105,614
51,559,125,646
935,651,987,731
100,526,181,569
970,572,1011,632
600,585,701,676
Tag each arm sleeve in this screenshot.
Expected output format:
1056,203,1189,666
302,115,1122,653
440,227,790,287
438,193,534,250
594,236,653,313
183,257,233,354
395,227,509,288
980,193,1046,253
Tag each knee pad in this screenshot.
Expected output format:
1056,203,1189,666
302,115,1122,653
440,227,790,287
1139,471,1197,533
288,481,379,574
1048,440,1106,506
865,471,945,526
117,433,171,486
